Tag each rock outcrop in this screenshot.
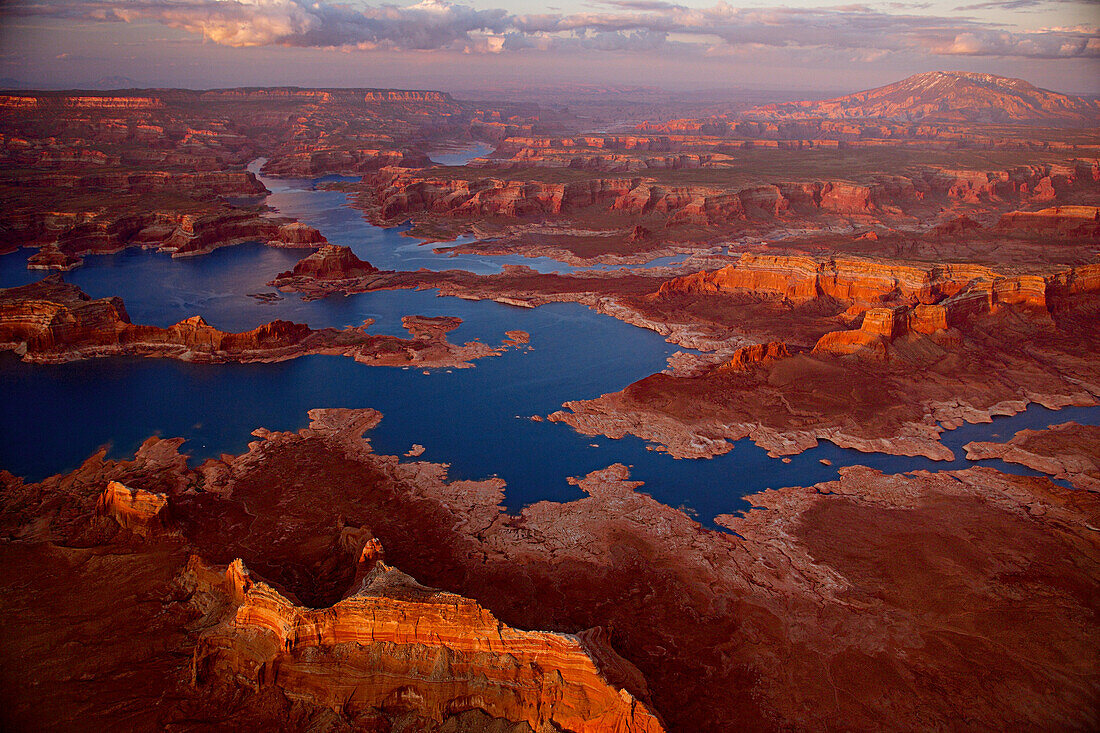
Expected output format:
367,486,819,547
964,422,1100,491
996,205,1100,238
3,408,1096,731
351,156,1096,262
4,207,327,264
190,556,664,733
274,244,378,281
0,276,527,368
259,149,430,177
712,341,790,372
95,480,170,534
547,256,1100,459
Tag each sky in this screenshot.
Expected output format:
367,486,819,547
0,0,1097,94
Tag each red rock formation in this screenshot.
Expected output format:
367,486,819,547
401,314,461,339
4,206,326,265
340,146,1097,263
0,420,665,731
654,254,990,307
811,328,888,358
95,480,169,534
933,215,981,235
363,90,452,103
656,256,1100,322
504,329,530,345
259,148,430,176
274,245,378,281
161,213,326,257
547,257,1100,459
26,244,82,271
61,96,165,110
365,170,916,228
190,556,664,733
0,276,527,368
713,341,791,372
964,422,1100,491
996,205,1100,238
4,408,1096,731
749,71,1100,125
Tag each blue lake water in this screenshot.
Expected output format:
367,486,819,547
254,158,689,275
2,163,1098,525
253,157,603,276
428,143,495,167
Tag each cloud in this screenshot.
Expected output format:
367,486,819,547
3,0,1098,59
937,28,1099,56
954,0,1092,10
5,0,510,49
597,0,685,10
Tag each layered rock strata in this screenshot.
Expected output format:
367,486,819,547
2,407,1096,731
269,249,1100,461
0,87,533,269
190,557,663,732
273,244,378,281
0,276,523,368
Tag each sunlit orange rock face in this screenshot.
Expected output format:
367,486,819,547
275,244,379,281
713,341,791,372
535,254,1100,460
996,205,1100,237
0,409,666,732
0,275,311,361
654,255,995,306
656,255,1099,320
2,409,1096,732
95,481,169,535
191,557,664,733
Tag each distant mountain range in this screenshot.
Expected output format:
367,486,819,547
90,76,139,90
0,76,138,90
749,71,1100,125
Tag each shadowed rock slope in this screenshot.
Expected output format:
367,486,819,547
2,408,1096,731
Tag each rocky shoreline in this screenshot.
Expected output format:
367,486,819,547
2,407,1096,730
0,275,528,369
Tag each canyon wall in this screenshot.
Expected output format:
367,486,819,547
190,556,664,732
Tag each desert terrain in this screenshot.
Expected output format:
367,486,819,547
2,71,1098,731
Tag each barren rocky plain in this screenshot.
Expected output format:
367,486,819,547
1,72,1099,731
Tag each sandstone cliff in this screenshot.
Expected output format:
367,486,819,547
274,245,378,281
189,556,663,732
0,418,664,732
3,407,1096,731
362,161,1092,234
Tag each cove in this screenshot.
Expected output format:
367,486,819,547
3,341,1097,526
2,162,1098,525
